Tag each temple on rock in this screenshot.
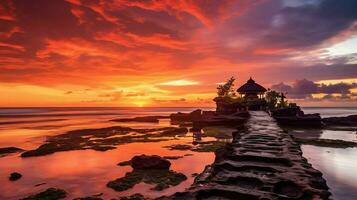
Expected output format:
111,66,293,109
237,77,267,110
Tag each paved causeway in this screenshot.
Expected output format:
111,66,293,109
168,111,331,200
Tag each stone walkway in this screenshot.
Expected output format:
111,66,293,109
167,111,331,200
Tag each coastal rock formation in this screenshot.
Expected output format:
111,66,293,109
20,188,67,200
323,114,357,126
0,147,23,157
73,197,103,200
108,155,186,192
170,109,204,122
166,111,330,200
9,172,22,181
170,109,248,128
110,116,169,123
21,126,187,157
131,155,171,170
271,107,322,127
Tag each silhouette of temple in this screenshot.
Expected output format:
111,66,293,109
237,77,267,110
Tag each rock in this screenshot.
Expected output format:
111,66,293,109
20,126,186,157
20,188,67,200
164,144,193,151
131,155,171,170
271,106,305,117
107,169,187,192
0,147,23,156
163,156,183,160
323,115,357,126
170,109,202,122
9,172,22,181
271,107,322,127
165,112,330,200
73,197,103,200
110,116,169,123
117,160,131,166
118,193,148,200
34,183,46,187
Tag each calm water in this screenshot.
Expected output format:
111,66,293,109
302,107,357,118
0,107,356,199
0,107,216,200
299,107,357,200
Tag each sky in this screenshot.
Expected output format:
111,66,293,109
0,0,356,107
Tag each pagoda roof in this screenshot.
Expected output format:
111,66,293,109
237,78,267,93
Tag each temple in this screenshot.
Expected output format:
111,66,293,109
237,77,267,110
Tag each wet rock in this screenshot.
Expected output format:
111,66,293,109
271,107,322,127
165,111,330,200
118,193,149,200
34,183,46,187
162,156,183,160
164,144,193,151
73,197,103,200
20,188,67,200
164,141,227,153
192,141,227,152
107,169,187,192
9,172,22,181
21,126,187,157
117,160,131,166
0,147,23,156
323,114,357,126
131,155,171,170
170,109,202,122
110,116,169,123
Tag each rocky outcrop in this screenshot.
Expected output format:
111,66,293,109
170,109,249,128
166,111,330,200
110,116,169,123
271,107,322,127
323,114,357,126
21,126,187,157
170,109,204,122
9,172,22,181
20,188,67,200
0,147,23,156
131,155,171,170
108,155,186,192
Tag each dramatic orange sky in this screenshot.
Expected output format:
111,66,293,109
0,0,356,107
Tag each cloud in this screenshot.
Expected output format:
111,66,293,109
158,79,200,86
271,79,357,100
0,0,357,106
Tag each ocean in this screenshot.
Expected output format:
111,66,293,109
0,107,356,200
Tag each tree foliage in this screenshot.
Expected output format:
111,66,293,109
265,89,289,109
217,77,236,97
265,89,280,109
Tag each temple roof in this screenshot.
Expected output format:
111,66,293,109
237,78,267,93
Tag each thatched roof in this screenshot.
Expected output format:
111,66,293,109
237,78,267,93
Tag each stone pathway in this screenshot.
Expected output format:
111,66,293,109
167,111,331,200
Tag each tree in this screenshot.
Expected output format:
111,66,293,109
265,89,280,109
217,77,236,97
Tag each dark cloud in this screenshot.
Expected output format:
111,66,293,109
272,79,357,100
259,63,357,83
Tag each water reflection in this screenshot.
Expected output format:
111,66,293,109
0,108,223,199
302,145,357,200
0,140,215,200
